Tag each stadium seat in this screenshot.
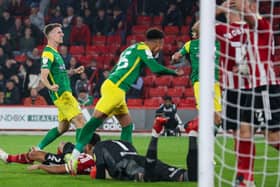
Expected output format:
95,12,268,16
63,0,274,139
164,35,177,45
69,46,85,56
143,75,155,87
162,44,176,55
148,87,167,97
182,66,192,74
36,45,45,54
103,54,115,67
77,55,93,66
172,76,189,87
154,76,172,87
136,16,152,25
180,26,190,35
108,45,120,56
153,16,163,26
179,98,196,108
178,35,191,43
171,97,181,105
106,35,122,46
185,16,193,25
144,97,162,107
127,98,143,107
131,25,149,35
166,87,185,97
14,54,27,63
164,26,179,35
92,35,106,45
184,88,195,97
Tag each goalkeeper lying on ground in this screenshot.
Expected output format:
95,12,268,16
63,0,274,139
0,117,198,182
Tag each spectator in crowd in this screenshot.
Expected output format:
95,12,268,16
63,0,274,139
65,6,76,25
0,36,12,57
23,17,43,45
24,57,40,90
27,47,41,61
19,27,36,54
162,2,183,27
29,2,45,31
68,57,81,96
59,45,72,69
0,10,14,35
75,72,90,96
109,6,126,42
70,16,91,46
8,0,29,17
4,79,21,105
93,69,109,98
61,18,72,46
23,87,47,106
77,88,93,107
83,8,94,32
0,47,7,67
0,0,8,17
0,89,4,105
92,8,111,36
58,1,79,16
8,17,24,52
155,96,182,136
126,76,143,98
37,81,52,105
2,59,19,79
78,0,91,16
0,71,5,91
49,7,63,24
140,0,167,16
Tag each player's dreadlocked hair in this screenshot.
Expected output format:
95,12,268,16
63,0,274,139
43,23,62,37
145,27,164,40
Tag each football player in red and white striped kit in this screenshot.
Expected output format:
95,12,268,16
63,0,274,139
223,0,280,186
216,2,256,186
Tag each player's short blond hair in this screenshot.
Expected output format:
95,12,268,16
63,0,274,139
43,23,62,37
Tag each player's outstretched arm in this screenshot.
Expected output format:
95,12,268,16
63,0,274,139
28,164,67,174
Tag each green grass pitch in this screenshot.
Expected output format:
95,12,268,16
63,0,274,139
0,135,278,187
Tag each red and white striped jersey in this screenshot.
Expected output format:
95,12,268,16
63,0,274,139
216,22,251,89
247,18,280,88
65,153,95,174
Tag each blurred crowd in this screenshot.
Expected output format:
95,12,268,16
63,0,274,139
0,0,197,106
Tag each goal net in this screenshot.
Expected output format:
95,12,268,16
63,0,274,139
212,0,280,186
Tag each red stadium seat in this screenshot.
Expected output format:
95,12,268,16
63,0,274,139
69,46,85,56
171,97,181,105
184,88,195,97
127,98,143,107
164,35,177,45
153,16,163,26
182,66,192,74
179,98,196,108
164,26,179,35
14,54,27,63
185,16,193,25
172,76,189,87
166,87,185,97
144,97,162,107
154,76,172,87
92,35,106,45
143,75,156,87
106,35,122,46
77,55,93,66
148,87,167,97
180,26,190,35
136,16,152,25
131,25,149,35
